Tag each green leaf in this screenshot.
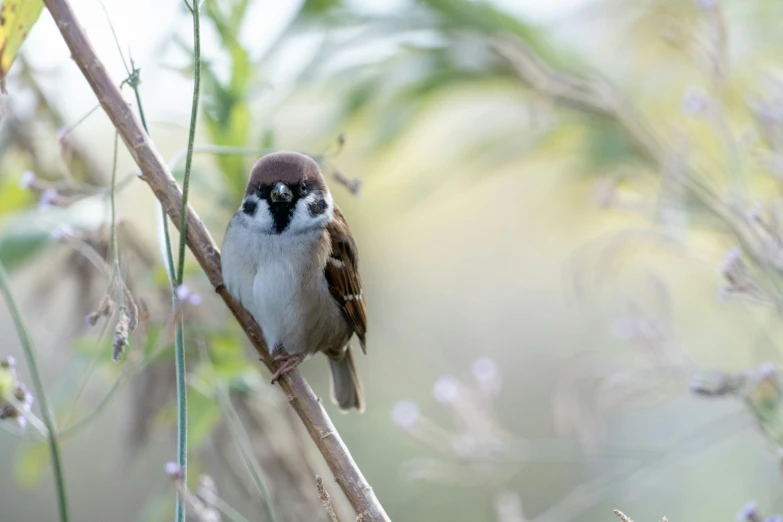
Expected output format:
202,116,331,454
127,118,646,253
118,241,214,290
0,0,44,93
211,358,256,381
301,0,342,15
207,329,242,357
0,227,49,272
228,40,250,95
14,439,49,488
187,389,221,448
259,127,275,149
144,324,173,359
71,335,101,358
371,99,420,151
581,115,644,169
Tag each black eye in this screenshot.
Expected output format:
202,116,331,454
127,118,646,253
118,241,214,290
299,182,307,194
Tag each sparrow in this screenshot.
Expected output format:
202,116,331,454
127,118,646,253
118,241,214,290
220,151,367,412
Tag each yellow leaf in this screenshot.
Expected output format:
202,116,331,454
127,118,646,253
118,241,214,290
0,364,13,399
0,178,34,217
0,0,44,93
14,439,49,488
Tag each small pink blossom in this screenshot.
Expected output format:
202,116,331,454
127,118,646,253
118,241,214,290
717,246,743,277
164,461,182,479
391,401,419,428
696,0,719,10
19,171,37,190
472,357,499,383
746,202,763,223
432,376,460,404
176,284,202,306
38,188,59,208
681,86,710,116
51,225,74,241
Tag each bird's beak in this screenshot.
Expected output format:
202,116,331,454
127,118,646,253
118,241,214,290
270,182,293,203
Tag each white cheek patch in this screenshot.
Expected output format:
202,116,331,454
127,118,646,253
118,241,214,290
285,191,334,234
241,195,274,233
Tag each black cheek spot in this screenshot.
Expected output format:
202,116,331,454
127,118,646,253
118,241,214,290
308,196,328,217
242,200,258,215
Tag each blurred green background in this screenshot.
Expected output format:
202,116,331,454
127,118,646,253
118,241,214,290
2,0,783,521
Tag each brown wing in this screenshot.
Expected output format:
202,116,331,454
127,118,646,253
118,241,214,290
325,206,367,353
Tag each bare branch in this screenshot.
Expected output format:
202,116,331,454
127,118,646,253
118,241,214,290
41,0,389,520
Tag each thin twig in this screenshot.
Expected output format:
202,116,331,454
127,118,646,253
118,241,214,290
218,391,281,522
172,1,201,520
171,475,251,522
60,311,177,439
317,475,341,522
197,341,282,522
62,130,131,430
43,0,389,519
172,325,187,522
110,131,124,312
177,0,201,283
97,0,130,75
59,313,112,427
0,262,70,522
99,4,190,517
57,103,100,139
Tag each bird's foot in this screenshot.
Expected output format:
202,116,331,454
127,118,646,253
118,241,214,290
270,353,307,383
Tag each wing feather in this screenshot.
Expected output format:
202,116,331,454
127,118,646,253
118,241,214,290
324,206,367,353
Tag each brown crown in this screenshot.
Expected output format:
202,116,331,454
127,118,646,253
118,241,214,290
245,151,327,197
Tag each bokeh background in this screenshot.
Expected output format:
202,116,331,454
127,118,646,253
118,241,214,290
2,0,783,521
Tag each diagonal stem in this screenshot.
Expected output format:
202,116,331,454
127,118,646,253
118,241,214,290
42,0,390,519
0,263,70,522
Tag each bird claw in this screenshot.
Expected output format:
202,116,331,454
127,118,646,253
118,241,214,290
270,353,306,383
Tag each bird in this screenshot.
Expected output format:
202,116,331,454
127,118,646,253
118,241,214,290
220,151,367,412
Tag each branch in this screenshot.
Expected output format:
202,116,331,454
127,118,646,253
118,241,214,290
42,1,389,520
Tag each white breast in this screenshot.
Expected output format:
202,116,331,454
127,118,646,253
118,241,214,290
253,231,318,352
256,229,351,355
222,211,349,357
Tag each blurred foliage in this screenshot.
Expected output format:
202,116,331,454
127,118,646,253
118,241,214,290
172,0,261,205
0,0,43,92
0,225,49,272
15,438,48,487
5,0,783,521
251,0,662,198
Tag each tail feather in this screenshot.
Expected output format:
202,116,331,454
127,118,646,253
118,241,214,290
328,347,365,413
